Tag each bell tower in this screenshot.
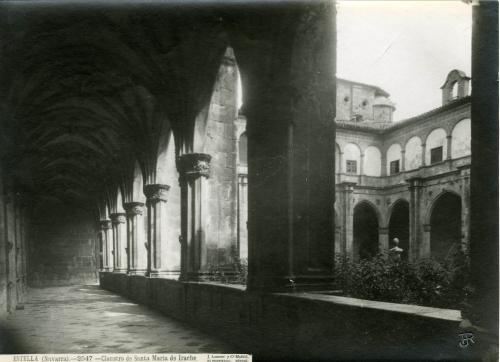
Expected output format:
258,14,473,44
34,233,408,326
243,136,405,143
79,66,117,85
441,69,471,105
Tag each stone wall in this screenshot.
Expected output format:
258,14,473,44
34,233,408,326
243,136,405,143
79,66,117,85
100,272,466,361
0,180,29,318
28,202,98,287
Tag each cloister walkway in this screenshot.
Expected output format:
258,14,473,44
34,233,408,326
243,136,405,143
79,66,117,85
3,285,237,354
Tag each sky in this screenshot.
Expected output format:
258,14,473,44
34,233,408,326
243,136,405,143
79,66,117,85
336,0,472,121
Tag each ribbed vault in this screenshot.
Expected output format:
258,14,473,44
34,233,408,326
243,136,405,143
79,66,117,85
0,2,229,210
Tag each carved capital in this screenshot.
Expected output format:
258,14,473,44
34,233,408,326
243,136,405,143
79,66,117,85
143,184,169,203
407,177,424,189
123,202,145,216
100,220,112,230
110,213,126,224
177,153,211,183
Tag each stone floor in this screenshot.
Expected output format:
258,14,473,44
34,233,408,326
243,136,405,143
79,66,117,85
3,285,237,353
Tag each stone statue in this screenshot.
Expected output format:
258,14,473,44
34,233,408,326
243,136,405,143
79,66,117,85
389,237,403,263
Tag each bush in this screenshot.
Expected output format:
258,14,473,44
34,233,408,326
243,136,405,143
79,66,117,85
332,247,470,309
206,257,248,285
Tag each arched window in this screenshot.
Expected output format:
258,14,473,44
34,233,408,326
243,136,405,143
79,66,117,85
451,119,471,158
363,146,382,176
386,143,402,175
425,128,447,164
238,132,248,166
405,136,422,171
451,81,459,99
343,143,361,175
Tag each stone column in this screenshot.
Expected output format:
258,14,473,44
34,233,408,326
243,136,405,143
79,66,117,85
110,213,127,273
378,227,389,254
421,143,426,166
339,182,356,260
458,165,471,252
446,135,452,160
177,153,211,281
242,2,336,292
100,220,112,271
381,152,387,176
359,152,365,176
124,202,146,275
143,184,170,277
401,150,406,172
467,0,498,338
237,173,249,260
338,151,344,176
408,177,424,261
422,224,431,257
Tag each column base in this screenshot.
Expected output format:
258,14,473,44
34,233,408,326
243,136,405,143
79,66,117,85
128,269,148,276
247,274,336,293
149,270,180,279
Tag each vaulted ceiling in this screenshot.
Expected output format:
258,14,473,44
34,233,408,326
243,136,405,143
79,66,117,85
0,2,233,208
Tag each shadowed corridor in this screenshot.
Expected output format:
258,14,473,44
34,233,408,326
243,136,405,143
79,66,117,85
3,286,237,354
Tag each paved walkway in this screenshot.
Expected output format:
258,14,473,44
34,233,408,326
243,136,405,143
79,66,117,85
4,285,236,354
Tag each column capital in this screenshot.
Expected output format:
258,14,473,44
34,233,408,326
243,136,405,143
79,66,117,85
339,181,357,192
144,184,170,203
123,202,145,216
407,177,424,189
110,213,126,224
100,219,112,229
177,153,211,182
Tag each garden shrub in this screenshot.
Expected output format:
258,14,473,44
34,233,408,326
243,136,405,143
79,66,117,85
332,246,470,309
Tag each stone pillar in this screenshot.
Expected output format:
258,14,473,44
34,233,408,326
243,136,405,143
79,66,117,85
237,173,249,260
401,150,406,172
339,182,356,260
110,213,127,273
143,184,171,277
378,227,389,254
100,220,112,271
466,0,498,347
408,177,424,261
422,224,431,257
14,194,25,307
381,152,387,176
177,153,211,281
421,143,426,166
124,202,146,275
446,135,452,160
458,165,470,253
4,192,16,311
338,152,344,175
243,2,336,292
359,153,365,176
